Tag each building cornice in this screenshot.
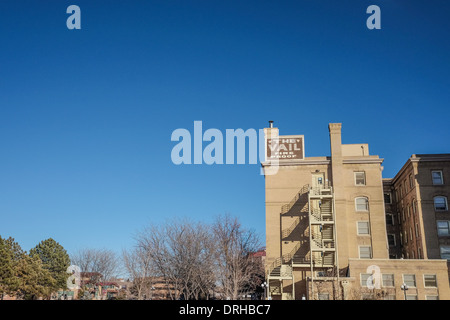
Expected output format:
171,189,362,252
261,159,330,167
342,158,384,165
261,157,383,167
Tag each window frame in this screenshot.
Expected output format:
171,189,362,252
357,221,370,235
387,234,396,247
318,293,330,300
381,274,395,287
437,220,450,237
359,246,372,259
384,192,392,204
354,172,366,186
432,170,444,185
423,274,438,288
434,196,448,211
355,197,369,212
440,245,450,260
386,213,394,226
360,273,372,287
402,274,416,288
409,173,414,189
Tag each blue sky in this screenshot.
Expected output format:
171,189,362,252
1,1,449,258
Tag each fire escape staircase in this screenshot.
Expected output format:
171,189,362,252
266,181,338,299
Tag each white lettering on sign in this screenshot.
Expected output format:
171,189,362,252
267,137,304,160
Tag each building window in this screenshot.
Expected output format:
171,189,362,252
404,230,408,244
437,221,450,236
434,196,448,211
384,192,392,204
355,197,369,212
410,227,413,241
355,172,366,186
409,173,414,189
412,200,417,215
386,213,394,226
387,234,396,247
415,223,420,238
426,295,439,300
432,170,444,185
440,245,450,260
418,247,422,259
424,274,437,288
403,274,416,287
384,295,396,300
405,295,418,300
382,274,394,287
359,246,372,259
360,273,372,287
318,293,329,300
357,221,370,235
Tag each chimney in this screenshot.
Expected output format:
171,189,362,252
329,123,343,193
329,123,342,160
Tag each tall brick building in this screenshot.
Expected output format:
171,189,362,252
262,122,450,300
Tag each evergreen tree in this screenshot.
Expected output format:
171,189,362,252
0,236,62,300
29,238,71,293
0,236,20,299
15,254,56,300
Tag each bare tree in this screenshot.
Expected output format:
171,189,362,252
71,248,119,283
122,246,154,300
135,223,181,300
131,215,263,300
135,219,216,300
212,214,263,300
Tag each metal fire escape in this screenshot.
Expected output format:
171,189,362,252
266,181,337,300
307,181,337,299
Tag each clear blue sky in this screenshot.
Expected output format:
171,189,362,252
1,1,449,258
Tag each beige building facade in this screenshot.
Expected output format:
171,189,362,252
262,122,450,300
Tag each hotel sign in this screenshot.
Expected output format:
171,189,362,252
266,135,304,160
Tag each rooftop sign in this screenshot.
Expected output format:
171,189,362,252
266,135,305,160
